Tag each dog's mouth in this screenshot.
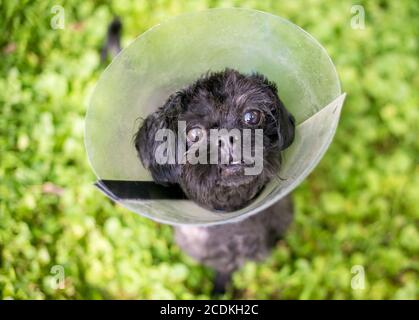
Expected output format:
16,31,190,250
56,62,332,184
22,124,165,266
217,164,258,187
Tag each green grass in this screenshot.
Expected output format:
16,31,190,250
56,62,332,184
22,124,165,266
0,0,418,299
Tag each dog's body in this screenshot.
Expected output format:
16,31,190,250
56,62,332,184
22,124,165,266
175,197,293,292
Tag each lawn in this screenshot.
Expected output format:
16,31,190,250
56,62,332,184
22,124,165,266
0,0,418,299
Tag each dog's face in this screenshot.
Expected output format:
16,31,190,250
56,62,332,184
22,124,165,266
135,69,295,211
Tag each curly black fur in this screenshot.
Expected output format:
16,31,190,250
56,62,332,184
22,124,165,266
134,68,295,211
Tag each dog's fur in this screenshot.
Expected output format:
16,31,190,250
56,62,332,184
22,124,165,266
175,197,294,293
135,69,295,211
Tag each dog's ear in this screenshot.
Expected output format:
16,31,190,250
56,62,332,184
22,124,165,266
251,73,296,150
134,92,183,185
277,100,296,150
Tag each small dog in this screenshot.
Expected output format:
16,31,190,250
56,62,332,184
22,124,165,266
134,68,296,292
135,69,295,211
103,18,297,294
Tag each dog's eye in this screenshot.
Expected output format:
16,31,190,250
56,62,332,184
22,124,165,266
243,109,262,125
187,126,205,143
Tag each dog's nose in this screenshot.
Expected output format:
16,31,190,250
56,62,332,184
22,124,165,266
218,134,241,165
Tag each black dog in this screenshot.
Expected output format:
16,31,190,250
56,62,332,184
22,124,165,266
135,69,295,211
134,69,296,293
104,19,296,293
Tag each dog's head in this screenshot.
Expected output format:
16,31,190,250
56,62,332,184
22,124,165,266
135,69,295,211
